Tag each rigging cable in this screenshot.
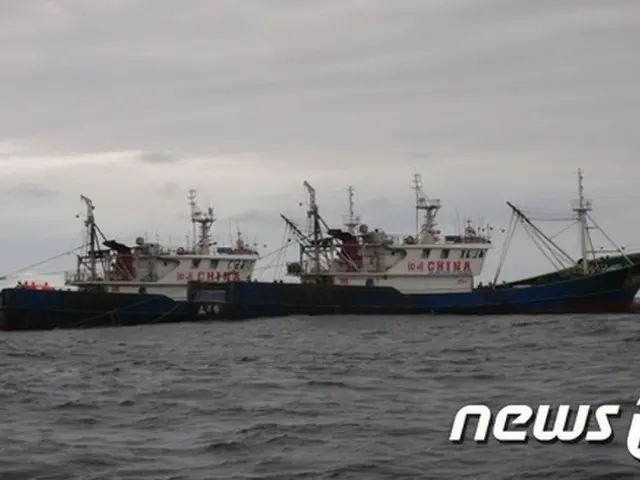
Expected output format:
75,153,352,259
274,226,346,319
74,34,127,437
492,212,517,284
255,225,290,281
523,218,570,270
548,221,578,240
521,220,566,271
273,225,292,280
253,226,295,281
544,220,582,267
507,201,576,266
0,244,88,281
586,213,633,265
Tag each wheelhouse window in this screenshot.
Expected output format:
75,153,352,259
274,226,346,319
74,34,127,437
209,259,219,269
440,249,450,259
191,259,201,268
421,249,431,259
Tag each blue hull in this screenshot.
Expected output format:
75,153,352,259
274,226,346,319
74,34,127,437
225,263,640,319
2,264,639,331
0,289,194,331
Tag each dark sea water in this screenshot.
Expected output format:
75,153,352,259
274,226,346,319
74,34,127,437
1,314,639,479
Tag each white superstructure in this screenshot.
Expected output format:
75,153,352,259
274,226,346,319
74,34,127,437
282,174,492,294
65,190,259,300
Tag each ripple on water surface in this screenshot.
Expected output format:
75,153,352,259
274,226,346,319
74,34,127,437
1,314,639,479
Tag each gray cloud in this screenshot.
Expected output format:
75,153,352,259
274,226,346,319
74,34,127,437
6,183,58,199
0,0,639,283
137,152,177,165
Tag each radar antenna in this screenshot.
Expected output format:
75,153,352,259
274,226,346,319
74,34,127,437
342,186,361,235
412,173,442,243
188,189,215,254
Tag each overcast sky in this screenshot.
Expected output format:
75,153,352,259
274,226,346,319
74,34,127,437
1,0,639,285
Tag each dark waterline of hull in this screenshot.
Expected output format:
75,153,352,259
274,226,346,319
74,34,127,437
2,264,639,332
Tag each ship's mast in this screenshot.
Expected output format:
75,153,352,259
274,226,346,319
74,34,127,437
188,189,215,254
572,169,592,274
235,226,246,250
343,186,360,235
188,189,197,249
412,173,441,243
80,194,98,281
303,181,321,274
412,174,420,237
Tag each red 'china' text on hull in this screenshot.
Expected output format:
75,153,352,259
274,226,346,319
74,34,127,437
408,260,472,273
177,271,240,282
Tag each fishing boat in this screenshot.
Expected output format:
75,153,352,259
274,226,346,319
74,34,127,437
186,169,640,320
0,190,259,330
2,170,638,331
